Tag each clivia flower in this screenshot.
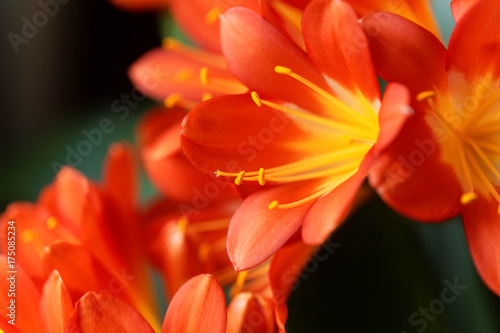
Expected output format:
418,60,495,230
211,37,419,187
362,0,500,295
180,2,413,270
0,143,160,331
161,240,317,333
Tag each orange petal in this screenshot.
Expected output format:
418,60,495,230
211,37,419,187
227,180,321,271
0,258,43,332
181,94,317,175
220,7,333,112
169,0,260,53
360,12,448,106
302,166,367,245
66,292,154,333
451,0,479,23
374,82,413,153
368,113,463,222
462,196,500,296
269,241,316,328
162,274,226,333
128,47,246,103
226,292,276,333
447,0,500,82
149,218,205,298
40,270,74,333
42,242,114,302
53,167,89,235
103,142,137,219
139,107,239,203
302,0,380,101
349,0,441,39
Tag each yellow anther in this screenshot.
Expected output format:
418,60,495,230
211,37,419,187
175,69,193,82
274,65,293,75
46,217,58,230
236,270,249,288
251,91,263,107
202,92,213,101
235,171,245,185
460,192,478,204
417,91,437,101
200,67,209,86
178,216,189,233
258,168,266,186
205,6,223,25
268,200,279,210
21,230,36,243
497,205,500,215
164,93,183,108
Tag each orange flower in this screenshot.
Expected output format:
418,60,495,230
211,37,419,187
0,143,160,331
362,0,500,295
161,240,317,332
180,3,412,270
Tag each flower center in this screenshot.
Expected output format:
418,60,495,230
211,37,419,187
216,66,379,210
418,89,500,213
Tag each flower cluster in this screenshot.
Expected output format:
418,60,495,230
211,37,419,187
3,0,500,331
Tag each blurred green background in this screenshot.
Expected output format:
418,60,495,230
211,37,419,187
1,0,499,332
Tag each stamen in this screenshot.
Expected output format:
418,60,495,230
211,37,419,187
200,67,209,86
164,93,197,109
467,139,500,182
268,184,340,210
269,200,279,210
274,66,372,124
251,91,263,107
236,271,249,288
46,217,58,230
235,171,245,185
205,6,222,25
416,91,436,101
467,151,500,213
457,143,475,195
460,192,477,204
417,90,456,133
258,168,266,185
183,218,230,233
250,91,372,135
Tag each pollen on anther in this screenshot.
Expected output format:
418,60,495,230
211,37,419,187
200,67,209,86
274,66,293,75
269,200,279,210
164,93,182,108
258,168,266,186
416,91,436,102
251,91,263,107
460,192,478,205
235,171,245,185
